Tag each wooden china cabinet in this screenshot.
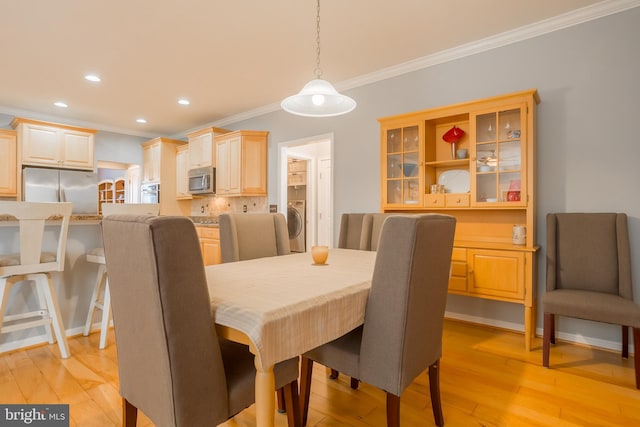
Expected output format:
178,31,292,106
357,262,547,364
379,89,540,350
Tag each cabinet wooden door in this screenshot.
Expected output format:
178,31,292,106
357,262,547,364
175,145,191,199
60,130,94,169
216,138,230,194
0,130,17,196
468,249,525,300
22,124,60,166
227,136,242,194
216,136,241,195
143,143,161,182
197,226,221,266
201,239,221,265
188,132,213,169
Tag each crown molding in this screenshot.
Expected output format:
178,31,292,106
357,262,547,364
197,0,640,132
0,104,158,139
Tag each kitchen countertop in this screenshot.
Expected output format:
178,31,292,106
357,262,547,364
0,214,220,227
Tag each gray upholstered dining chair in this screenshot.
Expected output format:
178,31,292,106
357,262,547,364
101,214,301,427
338,213,367,249
219,212,291,263
84,203,160,349
543,213,640,389
360,212,402,251
218,211,294,412
300,214,456,427
331,213,368,388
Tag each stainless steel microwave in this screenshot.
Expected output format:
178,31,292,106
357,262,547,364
188,166,216,195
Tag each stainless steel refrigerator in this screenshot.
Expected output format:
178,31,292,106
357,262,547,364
23,167,99,214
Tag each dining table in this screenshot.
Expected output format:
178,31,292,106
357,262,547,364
205,248,377,427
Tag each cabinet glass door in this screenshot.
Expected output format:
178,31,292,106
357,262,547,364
473,107,525,205
385,125,420,205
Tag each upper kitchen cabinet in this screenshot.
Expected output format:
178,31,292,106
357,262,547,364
215,130,268,197
175,144,191,200
11,118,96,171
141,137,190,216
186,126,229,169
0,130,17,197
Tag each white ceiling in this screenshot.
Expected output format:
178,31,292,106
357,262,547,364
0,0,626,138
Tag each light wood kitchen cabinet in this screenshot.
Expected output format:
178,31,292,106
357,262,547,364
186,126,229,169
215,130,268,197
196,226,221,266
142,142,161,183
141,137,190,216
379,89,540,350
175,144,191,199
0,130,17,197
11,117,96,170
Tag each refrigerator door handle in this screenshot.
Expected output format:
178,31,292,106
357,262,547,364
56,189,61,202
59,188,66,202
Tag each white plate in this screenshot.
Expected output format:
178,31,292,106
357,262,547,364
438,169,470,193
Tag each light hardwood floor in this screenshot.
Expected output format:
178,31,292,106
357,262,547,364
1,319,638,426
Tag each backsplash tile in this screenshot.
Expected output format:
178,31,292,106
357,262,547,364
191,196,268,217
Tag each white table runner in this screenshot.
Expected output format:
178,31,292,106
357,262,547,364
205,248,376,370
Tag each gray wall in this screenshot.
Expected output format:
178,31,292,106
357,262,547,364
223,8,640,349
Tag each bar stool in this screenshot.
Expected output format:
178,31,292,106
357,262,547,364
83,203,159,349
0,201,72,359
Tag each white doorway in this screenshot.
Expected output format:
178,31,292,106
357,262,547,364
278,134,333,250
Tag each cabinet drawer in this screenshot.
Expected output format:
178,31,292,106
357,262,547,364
445,193,470,207
196,226,219,239
424,194,445,208
449,247,467,292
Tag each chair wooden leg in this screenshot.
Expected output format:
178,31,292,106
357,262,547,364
36,274,70,359
350,377,360,389
99,280,111,349
386,392,400,427
84,263,106,337
299,357,314,427
429,360,444,427
543,313,553,368
282,380,301,427
622,325,629,359
122,397,138,427
329,369,339,379
34,279,55,344
633,327,640,389
277,388,286,413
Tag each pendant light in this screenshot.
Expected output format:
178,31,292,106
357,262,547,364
281,0,356,117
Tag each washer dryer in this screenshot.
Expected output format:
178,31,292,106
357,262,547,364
287,200,306,252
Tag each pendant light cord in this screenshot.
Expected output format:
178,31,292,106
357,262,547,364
314,0,322,79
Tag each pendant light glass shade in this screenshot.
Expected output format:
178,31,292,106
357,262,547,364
281,0,356,117
281,79,356,117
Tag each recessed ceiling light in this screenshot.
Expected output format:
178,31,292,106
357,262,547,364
54,101,68,108
85,74,101,82
136,118,147,124
178,98,190,105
